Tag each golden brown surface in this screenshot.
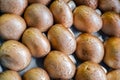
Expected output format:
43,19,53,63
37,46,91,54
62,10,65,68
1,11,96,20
48,24,76,54
76,33,104,63
102,12,120,37
73,5,102,33
0,70,21,80
75,61,107,80
23,67,50,80
74,0,98,9
0,40,31,71
24,3,53,32
50,0,73,28
22,28,50,58
44,51,76,79
0,0,28,15
104,37,120,69
107,70,120,80
0,14,26,40
99,0,120,13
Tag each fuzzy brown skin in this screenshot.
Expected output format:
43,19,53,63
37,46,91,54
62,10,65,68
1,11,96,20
0,14,26,40
75,61,107,80
0,40,31,71
44,51,76,79
104,37,120,69
101,12,120,37
47,24,76,55
0,70,21,80
0,0,28,15
22,28,51,58
74,0,98,9
23,68,50,80
99,0,120,13
76,33,104,63
24,3,53,32
73,5,102,33
50,0,73,28
107,70,120,80
28,0,51,5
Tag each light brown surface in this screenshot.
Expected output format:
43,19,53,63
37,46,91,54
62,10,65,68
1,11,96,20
75,61,107,80
107,70,120,80
22,28,50,58
102,12,120,37
104,37,120,69
0,70,21,80
76,33,104,63
99,0,120,13
73,5,102,33
23,68,50,80
0,40,31,71
44,51,76,79
50,0,73,28
24,3,53,32
48,24,76,54
0,0,28,15
0,14,26,40
74,0,98,9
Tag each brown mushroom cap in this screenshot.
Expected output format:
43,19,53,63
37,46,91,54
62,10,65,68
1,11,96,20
0,0,28,15
73,5,102,33
0,70,21,80
23,67,50,80
76,33,104,63
104,37,120,69
0,40,31,71
101,12,120,37
74,0,98,9
99,0,120,13
50,0,73,28
0,14,26,40
24,3,53,32
22,28,51,58
75,61,107,80
107,70,120,80
47,24,76,54
44,51,76,79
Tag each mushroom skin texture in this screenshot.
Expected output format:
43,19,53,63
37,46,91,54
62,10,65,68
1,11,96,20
99,0,120,13
74,0,98,9
76,33,104,63
101,12,120,37
0,14,26,40
0,40,31,71
22,28,51,58
28,0,51,5
0,0,28,15
73,5,102,33
104,37,120,69
44,51,76,79
0,70,22,80
24,3,53,32
107,70,120,80
47,24,76,55
75,61,107,80
50,0,73,28
23,68,50,80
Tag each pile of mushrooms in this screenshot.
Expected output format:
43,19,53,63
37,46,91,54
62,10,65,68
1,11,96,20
0,0,120,80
